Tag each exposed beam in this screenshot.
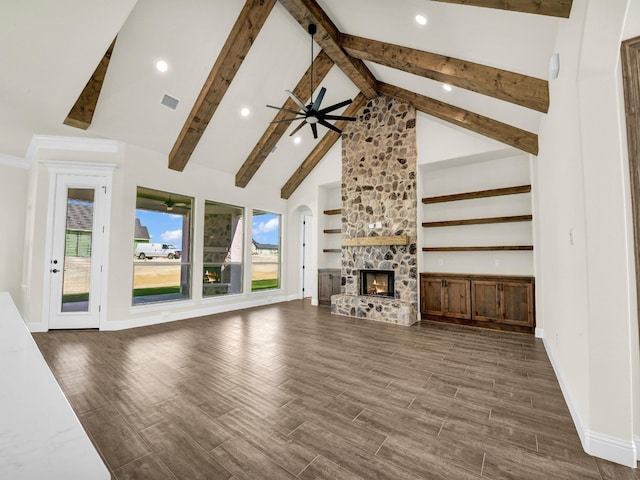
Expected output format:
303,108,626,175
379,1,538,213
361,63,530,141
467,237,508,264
341,34,549,113
235,51,334,188
281,93,367,199
168,0,276,171
277,0,377,98
378,82,538,155
427,0,572,18
64,38,116,130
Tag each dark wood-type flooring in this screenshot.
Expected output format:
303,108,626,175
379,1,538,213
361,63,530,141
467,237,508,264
33,300,638,479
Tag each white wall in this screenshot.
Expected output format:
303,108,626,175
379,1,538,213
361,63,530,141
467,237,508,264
419,151,534,276
621,0,640,455
536,0,638,466
0,163,28,302
287,141,342,305
19,138,291,331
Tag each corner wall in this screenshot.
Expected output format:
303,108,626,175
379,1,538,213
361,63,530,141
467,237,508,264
536,0,638,466
0,163,28,302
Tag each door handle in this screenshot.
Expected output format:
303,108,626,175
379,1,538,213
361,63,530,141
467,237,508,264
51,269,59,273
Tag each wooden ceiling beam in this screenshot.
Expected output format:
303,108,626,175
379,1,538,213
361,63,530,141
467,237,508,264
341,34,549,113
277,0,377,99
235,51,334,188
427,0,572,18
64,37,116,130
378,82,538,155
281,93,367,199
168,0,276,172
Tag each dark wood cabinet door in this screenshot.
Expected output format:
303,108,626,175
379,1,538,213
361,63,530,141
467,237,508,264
444,278,471,319
422,273,534,333
318,269,340,305
500,281,534,327
472,280,500,322
421,275,445,316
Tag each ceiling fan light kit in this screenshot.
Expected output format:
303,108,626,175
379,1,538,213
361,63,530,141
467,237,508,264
267,23,356,139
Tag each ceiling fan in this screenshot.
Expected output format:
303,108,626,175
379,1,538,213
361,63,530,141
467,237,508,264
267,24,356,139
164,197,188,212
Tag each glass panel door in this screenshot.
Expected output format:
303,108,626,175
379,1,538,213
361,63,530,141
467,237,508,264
48,173,107,330
61,188,95,312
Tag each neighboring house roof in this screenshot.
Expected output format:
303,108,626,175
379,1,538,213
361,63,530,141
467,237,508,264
251,239,278,250
135,218,150,241
66,203,93,232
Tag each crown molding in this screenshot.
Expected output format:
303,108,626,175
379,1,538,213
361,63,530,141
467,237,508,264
0,153,29,169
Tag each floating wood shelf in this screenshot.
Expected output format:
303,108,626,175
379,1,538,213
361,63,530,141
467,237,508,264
422,214,533,228
422,245,533,252
323,249,341,253
323,229,341,234
422,185,531,204
343,235,410,247
323,209,342,215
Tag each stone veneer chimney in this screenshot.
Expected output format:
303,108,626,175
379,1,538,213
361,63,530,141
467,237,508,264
331,95,418,325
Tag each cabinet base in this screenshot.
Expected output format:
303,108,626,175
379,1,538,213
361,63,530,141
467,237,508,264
420,314,534,334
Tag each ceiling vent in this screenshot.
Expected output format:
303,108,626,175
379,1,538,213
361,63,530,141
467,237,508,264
161,94,179,110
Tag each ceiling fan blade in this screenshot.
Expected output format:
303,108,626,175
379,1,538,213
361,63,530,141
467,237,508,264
318,98,353,115
286,90,308,113
266,105,305,116
289,119,307,136
270,117,304,124
318,118,343,135
311,87,326,112
311,123,318,139
323,114,357,122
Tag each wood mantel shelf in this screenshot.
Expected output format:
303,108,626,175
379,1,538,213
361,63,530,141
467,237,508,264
343,235,410,247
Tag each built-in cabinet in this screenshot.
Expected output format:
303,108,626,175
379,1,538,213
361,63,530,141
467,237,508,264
318,268,341,305
420,273,535,333
420,275,471,319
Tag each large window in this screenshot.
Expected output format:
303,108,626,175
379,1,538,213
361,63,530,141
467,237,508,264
132,187,192,305
251,210,281,291
203,201,244,297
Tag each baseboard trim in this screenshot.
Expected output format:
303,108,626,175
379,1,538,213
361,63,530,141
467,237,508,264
543,338,637,468
535,327,544,338
586,431,637,468
101,293,290,331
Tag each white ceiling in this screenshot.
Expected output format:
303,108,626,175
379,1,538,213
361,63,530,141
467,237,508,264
0,0,560,188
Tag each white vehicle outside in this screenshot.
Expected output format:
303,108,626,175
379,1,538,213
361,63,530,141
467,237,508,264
134,243,180,260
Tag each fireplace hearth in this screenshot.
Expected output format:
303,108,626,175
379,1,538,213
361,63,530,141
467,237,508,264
360,270,394,298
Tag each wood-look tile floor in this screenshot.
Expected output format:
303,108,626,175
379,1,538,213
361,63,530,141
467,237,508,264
33,300,638,480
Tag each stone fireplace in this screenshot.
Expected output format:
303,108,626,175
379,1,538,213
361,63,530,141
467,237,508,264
331,96,418,325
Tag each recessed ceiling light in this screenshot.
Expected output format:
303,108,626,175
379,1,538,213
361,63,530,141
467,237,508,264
240,107,250,117
294,136,302,144
156,60,168,73
442,84,453,92
415,14,427,25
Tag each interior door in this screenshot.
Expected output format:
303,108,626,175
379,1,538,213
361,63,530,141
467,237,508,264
48,175,107,329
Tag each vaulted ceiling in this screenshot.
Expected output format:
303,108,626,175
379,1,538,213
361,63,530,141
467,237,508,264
0,0,569,198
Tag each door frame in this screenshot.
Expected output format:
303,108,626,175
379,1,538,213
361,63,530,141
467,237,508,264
41,161,116,330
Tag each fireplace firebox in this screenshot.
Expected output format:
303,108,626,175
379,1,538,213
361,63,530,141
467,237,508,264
359,270,395,298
